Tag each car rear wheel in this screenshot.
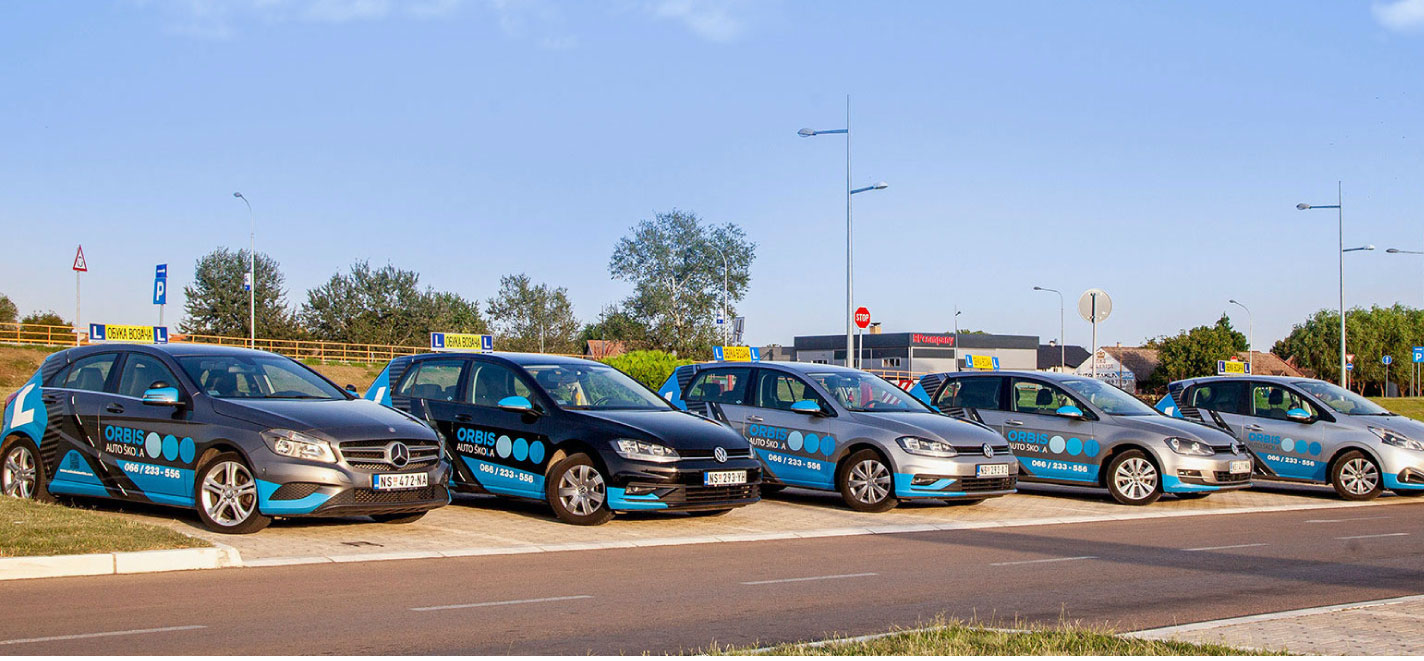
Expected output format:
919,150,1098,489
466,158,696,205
1106,450,1162,506
371,512,427,524
1,437,51,502
838,449,898,513
195,452,271,534
1331,450,1382,501
546,453,613,526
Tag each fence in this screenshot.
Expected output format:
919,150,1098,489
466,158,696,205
0,322,81,347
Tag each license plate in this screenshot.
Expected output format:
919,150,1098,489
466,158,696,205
704,470,747,487
1229,460,1251,475
976,463,1010,478
373,472,428,491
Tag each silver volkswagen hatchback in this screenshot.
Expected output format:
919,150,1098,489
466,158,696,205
660,362,1016,512
1159,375,1424,500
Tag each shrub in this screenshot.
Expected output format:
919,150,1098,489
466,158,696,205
601,350,698,390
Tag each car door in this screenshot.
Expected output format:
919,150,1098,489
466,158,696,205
45,352,122,499
742,368,839,489
933,375,1008,427
681,366,756,427
445,359,551,499
1004,377,1099,484
99,351,204,505
1238,381,1329,481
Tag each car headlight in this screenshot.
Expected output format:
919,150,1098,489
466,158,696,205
897,436,957,458
262,429,337,463
1370,426,1424,451
613,439,680,463
1165,437,1215,456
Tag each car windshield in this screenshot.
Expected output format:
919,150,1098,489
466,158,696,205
178,355,347,400
524,364,671,411
808,371,933,413
1292,380,1393,416
1058,377,1158,416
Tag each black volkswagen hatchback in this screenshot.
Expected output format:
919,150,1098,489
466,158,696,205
366,352,761,525
1,344,450,533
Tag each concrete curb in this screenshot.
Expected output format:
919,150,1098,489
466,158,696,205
0,545,243,581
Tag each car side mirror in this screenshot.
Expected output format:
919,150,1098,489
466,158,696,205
1055,405,1085,420
498,395,537,415
142,382,182,406
790,399,824,415
345,384,358,394
1286,407,1313,423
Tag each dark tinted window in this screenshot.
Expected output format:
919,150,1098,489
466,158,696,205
61,354,118,392
685,368,752,405
754,370,828,411
1188,380,1247,414
937,376,1004,410
397,359,465,401
117,354,180,399
465,362,532,407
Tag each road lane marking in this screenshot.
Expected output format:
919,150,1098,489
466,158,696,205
1306,516,1390,523
411,595,592,612
989,555,1097,566
742,572,878,585
0,625,206,647
1181,543,1268,552
1336,532,1409,540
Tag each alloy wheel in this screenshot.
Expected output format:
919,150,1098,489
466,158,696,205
557,464,606,516
1340,457,1379,496
848,459,891,504
1114,457,1158,502
2,445,36,499
200,461,258,527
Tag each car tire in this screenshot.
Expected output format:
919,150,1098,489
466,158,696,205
370,511,427,524
545,453,614,526
1106,450,1162,506
1174,492,1211,500
1391,489,1424,497
686,508,733,517
1,436,52,503
1330,450,1383,501
195,452,271,534
837,449,898,513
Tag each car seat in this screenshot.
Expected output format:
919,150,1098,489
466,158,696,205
71,366,106,392
1035,388,1054,409
204,371,238,397
1267,389,1286,419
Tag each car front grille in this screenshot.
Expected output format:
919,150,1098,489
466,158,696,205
679,448,756,460
957,476,1016,492
681,484,759,503
326,485,447,506
1213,471,1251,483
339,439,441,472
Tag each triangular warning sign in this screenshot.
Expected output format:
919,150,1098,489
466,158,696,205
72,246,88,272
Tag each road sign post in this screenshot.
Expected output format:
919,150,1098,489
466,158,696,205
72,246,87,339
154,264,168,326
1078,289,1112,379
854,307,870,369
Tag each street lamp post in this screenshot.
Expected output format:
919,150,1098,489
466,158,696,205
1297,182,1366,388
710,245,730,346
1228,299,1253,374
233,192,254,349
800,96,887,368
1033,286,1065,369
1386,245,1424,396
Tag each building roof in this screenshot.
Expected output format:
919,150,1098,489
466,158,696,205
1231,351,1307,378
1037,344,1090,370
1086,346,1161,379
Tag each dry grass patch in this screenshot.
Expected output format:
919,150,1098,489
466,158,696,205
0,497,208,557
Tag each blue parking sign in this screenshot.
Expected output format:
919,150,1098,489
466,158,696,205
1414,347,1424,363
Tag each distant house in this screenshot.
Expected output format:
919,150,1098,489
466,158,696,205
1228,351,1307,378
1075,346,1160,394
585,339,626,360
1037,344,1090,372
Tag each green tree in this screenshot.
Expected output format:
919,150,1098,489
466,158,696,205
600,350,697,390
18,310,72,343
608,209,755,357
180,248,301,338
1145,314,1248,388
578,305,650,349
1274,305,1424,395
485,273,581,354
301,261,487,346
0,294,16,324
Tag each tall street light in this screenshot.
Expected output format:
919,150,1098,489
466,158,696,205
1297,182,1352,387
1033,286,1065,369
710,245,730,346
1228,299,1253,374
800,95,887,368
233,192,254,349
1386,247,1424,305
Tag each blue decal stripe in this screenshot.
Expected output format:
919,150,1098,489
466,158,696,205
607,486,669,510
755,448,834,490
1162,475,1220,493
462,457,545,499
256,479,333,515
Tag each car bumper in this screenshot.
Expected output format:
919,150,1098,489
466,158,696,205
606,456,762,512
1380,446,1424,491
889,452,1019,500
1164,453,1253,492
254,457,452,517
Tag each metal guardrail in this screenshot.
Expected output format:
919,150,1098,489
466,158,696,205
0,322,80,347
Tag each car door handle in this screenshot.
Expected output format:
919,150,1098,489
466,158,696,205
455,413,472,422
746,415,764,423
1005,419,1024,426
105,403,124,414
1245,424,1263,431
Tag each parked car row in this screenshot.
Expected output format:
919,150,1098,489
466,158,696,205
3,344,1421,534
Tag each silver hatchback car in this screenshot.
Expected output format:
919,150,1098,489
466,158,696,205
1159,375,1424,500
914,371,1251,505
660,362,1017,512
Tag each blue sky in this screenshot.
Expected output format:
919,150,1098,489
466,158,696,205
3,1,1424,353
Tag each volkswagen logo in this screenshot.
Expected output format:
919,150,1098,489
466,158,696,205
982,443,994,458
714,447,728,463
387,442,411,468
1231,441,1243,455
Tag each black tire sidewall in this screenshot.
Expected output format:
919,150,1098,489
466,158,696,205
544,453,614,526
1331,450,1383,501
1106,449,1162,506
193,451,271,534
371,511,427,524
837,449,898,513
2,436,52,502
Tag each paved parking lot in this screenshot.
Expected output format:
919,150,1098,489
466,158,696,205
100,482,1417,565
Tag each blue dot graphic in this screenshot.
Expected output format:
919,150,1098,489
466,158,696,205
162,434,179,461
529,440,546,464
1048,436,1066,454
513,438,529,461
787,431,804,452
496,435,512,459
821,436,836,456
1066,437,1083,456
179,437,196,464
1282,438,1295,453
804,433,820,454
1309,441,1323,456
1084,439,1101,457
145,432,162,459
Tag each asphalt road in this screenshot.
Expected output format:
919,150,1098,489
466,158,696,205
3,502,1423,654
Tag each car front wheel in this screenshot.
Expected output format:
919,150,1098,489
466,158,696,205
1331,450,1382,501
195,452,271,534
546,453,614,526
1106,450,1162,506
838,449,898,513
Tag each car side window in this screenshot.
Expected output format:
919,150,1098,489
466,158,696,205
754,370,828,411
60,354,118,392
685,368,752,405
1011,378,1075,415
465,362,533,407
1188,381,1247,414
397,359,465,401
116,353,181,399
1249,383,1314,420
936,377,1004,410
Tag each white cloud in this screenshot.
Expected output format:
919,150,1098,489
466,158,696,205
136,0,466,38
647,0,746,42
1374,0,1424,32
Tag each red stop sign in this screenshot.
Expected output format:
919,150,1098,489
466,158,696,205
854,307,871,329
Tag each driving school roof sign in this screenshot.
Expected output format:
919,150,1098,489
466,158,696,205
431,332,493,353
962,354,999,371
90,324,168,344
714,346,760,362
1217,359,1251,375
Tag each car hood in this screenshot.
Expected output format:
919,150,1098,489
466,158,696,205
210,397,434,441
1109,414,1238,446
575,409,750,451
851,412,1009,448
1355,414,1424,440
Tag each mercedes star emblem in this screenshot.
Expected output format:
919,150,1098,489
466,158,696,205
388,441,411,468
